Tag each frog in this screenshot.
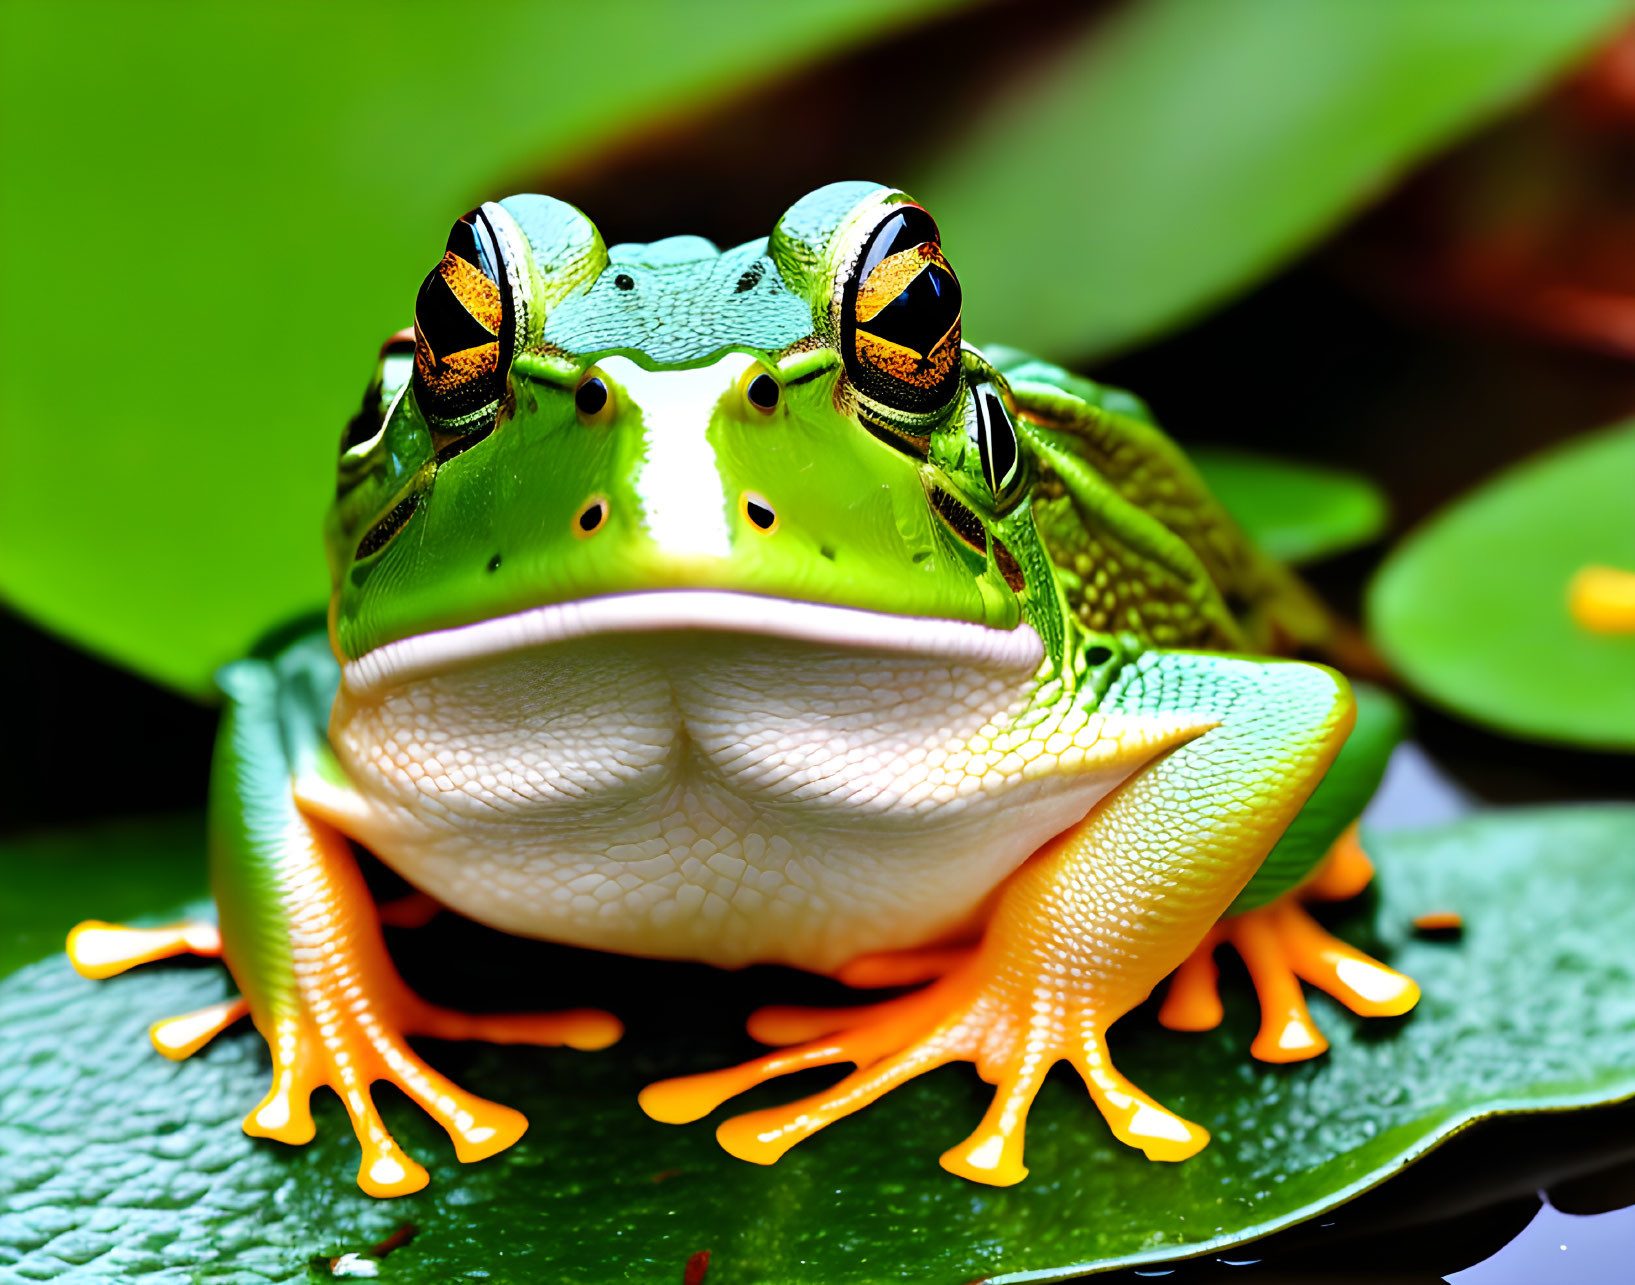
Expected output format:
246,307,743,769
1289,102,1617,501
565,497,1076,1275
68,182,1418,1197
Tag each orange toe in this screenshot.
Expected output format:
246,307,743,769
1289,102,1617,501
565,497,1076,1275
67,920,221,979
406,1002,622,1051
149,997,249,1060
1157,929,1225,1032
1274,900,1419,1018
1300,823,1374,901
833,945,974,988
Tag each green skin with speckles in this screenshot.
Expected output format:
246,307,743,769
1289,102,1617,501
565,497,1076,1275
140,182,1397,1193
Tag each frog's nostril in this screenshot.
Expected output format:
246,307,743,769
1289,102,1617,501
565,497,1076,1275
574,495,609,537
745,372,781,413
741,491,777,533
575,375,611,420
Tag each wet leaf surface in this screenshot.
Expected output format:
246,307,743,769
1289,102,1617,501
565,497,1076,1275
4,806,1635,1282
1369,421,1635,750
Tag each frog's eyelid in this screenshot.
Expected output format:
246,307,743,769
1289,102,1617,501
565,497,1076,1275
509,352,580,390
781,364,829,389
775,349,840,384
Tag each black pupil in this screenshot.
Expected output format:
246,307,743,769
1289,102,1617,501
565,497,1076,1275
1087,645,1113,665
579,502,605,531
747,498,775,529
747,373,780,409
576,378,609,415
614,273,635,291
864,263,960,360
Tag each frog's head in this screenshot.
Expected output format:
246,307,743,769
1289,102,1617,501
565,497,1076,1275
327,183,1048,667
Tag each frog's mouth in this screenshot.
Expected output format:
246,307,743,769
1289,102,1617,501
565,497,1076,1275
342,590,1043,697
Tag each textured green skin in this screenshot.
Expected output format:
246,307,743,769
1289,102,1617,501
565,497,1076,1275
8,808,1635,1281
210,636,341,1024
1232,681,1404,913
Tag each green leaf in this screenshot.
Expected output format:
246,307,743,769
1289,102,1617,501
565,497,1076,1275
928,0,1634,361
0,0,967,700
6,805,1635,1281
3,1,1627,698
1369,421,1635,750
1190,448,1389,565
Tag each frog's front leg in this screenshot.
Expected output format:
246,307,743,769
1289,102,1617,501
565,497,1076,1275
69,656,621,1197
640,652,1353,1186
1158,680,1420,1061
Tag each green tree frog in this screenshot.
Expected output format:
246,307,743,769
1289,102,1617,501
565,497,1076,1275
69,183,1417,1197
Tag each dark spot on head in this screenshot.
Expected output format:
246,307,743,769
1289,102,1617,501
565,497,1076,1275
912,550,931,563
578,499,607,533
1086,645,1113,665
487,553,502,573
735,264,764,293
743,493,776,531
614,273,635,291
746,373,780,411
820,544,837,561
576,377,609,417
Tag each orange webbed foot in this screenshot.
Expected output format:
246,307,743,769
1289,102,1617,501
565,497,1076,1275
641,948,1207,1187
69,893,622,1197
1159,831,1419,1063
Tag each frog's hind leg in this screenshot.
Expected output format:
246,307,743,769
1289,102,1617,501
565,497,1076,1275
1157,824,1419,1063
641,654,1354,1185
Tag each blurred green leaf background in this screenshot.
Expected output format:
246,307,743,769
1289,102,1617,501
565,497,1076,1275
2,0,1629,696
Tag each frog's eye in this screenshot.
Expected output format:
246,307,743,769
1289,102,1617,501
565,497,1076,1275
412,205,521,430
966,381,1023,506
839,203,962,415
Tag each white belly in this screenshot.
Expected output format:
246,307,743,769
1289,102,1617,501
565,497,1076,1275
327,601,1171,971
